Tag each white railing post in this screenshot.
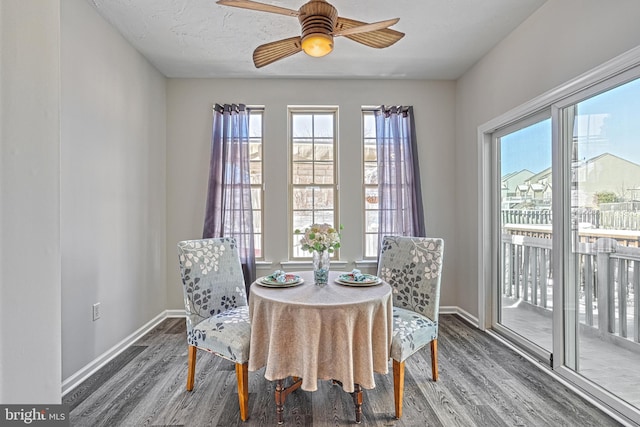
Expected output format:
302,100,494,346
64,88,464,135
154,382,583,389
618,259,628,338
596,238,618,334
583,252,594,326
634,260,640,343
540,248,549,308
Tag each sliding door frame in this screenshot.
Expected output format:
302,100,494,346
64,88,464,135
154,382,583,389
551,64,640,423
490,111,553,365
478,46,640,424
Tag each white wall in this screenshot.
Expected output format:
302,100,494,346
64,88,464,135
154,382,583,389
166,79,456,309
455,0,640,316
60,0,167,379
0,0,62,403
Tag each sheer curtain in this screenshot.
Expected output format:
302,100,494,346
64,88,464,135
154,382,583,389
375,105,425,246
203,103,256,290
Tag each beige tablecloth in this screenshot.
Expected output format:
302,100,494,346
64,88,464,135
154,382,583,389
248,271,392,393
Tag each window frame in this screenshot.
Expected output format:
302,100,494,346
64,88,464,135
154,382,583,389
491,110,552,363
248,106,264,260
362,109,379,259
288,106,340,260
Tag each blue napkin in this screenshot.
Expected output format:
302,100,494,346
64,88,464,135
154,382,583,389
269,270,287,283
350,269,367,282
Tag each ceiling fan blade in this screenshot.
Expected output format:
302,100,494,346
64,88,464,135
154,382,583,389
253,36,303,68
216,0,298,17
335,17,404,48
332,18,399,37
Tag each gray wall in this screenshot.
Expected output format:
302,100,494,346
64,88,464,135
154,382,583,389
0,0,62,404
166,79,456,309
1,0,168,394
60,0,167,379
454,0,640,316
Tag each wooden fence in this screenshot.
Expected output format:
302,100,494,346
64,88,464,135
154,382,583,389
502,209,552,225
502,234,640,343
503,208,640,231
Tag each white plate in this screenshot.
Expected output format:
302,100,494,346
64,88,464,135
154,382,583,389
257,275,304,288
335,274,382,287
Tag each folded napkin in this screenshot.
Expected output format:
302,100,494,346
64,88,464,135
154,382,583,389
268,270,288,283
350,269,368,282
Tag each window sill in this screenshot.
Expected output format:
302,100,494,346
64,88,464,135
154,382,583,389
281,260,349,270
257,259,376,271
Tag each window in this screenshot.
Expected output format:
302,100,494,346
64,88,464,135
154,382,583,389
363,110,379,258
249,108,264,259
290,108,338,258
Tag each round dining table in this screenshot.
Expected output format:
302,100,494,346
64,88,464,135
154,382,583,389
248,270,393,424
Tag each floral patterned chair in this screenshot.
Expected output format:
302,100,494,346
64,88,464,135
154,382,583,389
177,237,251,421
377,236,445,419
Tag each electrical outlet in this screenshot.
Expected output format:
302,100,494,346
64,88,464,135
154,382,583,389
92,303,101,321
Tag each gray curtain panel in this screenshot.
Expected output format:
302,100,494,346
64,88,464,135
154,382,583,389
203,103,256,290
375,105,425,247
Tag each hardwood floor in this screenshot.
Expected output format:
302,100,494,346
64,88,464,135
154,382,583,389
64,315,623,426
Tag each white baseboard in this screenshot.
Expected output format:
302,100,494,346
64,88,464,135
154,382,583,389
165,309,186,318
440,306,479,327
61,310,184,396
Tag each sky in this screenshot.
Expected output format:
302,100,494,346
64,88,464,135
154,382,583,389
501,76,640,177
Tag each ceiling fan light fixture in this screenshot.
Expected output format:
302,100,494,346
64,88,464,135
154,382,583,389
218,0,404,67
301,33,333,57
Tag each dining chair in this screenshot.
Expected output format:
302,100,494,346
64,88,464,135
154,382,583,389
376,236,445,419
177,237,251,421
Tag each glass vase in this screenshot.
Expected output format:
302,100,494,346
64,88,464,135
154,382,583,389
312,250,330,286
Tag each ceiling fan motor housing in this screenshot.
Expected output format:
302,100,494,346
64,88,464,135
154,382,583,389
299,0,337,56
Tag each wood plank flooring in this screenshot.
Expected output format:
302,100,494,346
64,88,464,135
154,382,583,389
64,315,624,426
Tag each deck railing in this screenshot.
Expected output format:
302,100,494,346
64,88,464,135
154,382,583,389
502,233,640,344
502,207,640,231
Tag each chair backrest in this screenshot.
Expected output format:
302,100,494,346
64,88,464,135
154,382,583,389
177,237,248,330
377,236,444,321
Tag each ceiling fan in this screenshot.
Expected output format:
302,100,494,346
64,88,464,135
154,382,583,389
216,0,405,68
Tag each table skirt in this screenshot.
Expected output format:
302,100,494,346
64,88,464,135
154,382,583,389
248,271,392,393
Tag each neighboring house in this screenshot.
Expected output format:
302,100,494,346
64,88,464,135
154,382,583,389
526,183,547,201
502,153,640,209
501,169,533,207
573,153,640,208
529,167,552,187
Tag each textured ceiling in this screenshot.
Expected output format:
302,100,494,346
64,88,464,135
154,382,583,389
87,0,546,79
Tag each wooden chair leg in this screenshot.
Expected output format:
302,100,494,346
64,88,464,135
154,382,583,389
186,345,197,391
275,379,285,425
235,362,249,421
431,339,439,381
353,383,363,424
393,359,405,419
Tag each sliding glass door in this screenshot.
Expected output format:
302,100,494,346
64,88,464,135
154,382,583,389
495,115,553,359
561,75,640,412
489,66,640,421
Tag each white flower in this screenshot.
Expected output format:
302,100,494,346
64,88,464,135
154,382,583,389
294,223,343,253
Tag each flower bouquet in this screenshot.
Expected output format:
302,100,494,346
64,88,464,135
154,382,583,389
295,223,342,285
295,223,342,253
